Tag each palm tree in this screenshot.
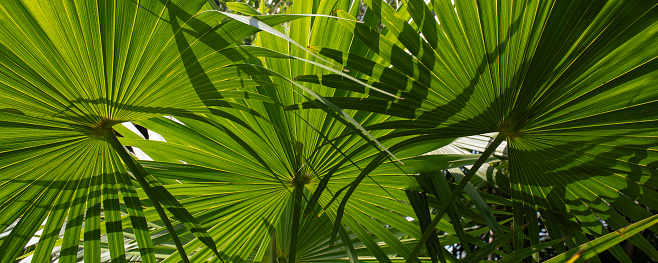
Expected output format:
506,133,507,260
290,0,658,261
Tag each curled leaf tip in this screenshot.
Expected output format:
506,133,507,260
566,245,587,263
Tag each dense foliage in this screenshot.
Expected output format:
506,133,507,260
0,0,657,262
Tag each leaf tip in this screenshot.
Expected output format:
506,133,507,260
306,46,320,52
332,9,343,15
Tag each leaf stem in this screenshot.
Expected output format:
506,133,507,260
270,231,278,263
405,134,506,262
104,130,191,263
288,184,304,263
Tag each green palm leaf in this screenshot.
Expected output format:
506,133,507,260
0,0,312,261
117,109,444,261
98,0,483,260
291,0,658,261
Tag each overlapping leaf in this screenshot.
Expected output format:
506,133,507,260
0,0,316,261
291,0,658,261
103,0,486,260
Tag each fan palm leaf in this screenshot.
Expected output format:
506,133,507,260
0,0,316,261
291,0,658,261
100,0,491,261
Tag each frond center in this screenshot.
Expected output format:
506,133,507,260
291,173,313,187
497,121,523,139
88,119,122,138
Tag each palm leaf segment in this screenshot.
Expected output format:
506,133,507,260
294,0,658,259
0,0,305,261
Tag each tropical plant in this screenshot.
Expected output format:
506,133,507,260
2,0,658,262
0,0,343,261
289,0,658,261
104,1,467,261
